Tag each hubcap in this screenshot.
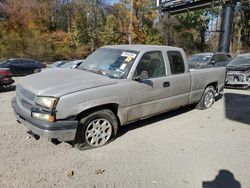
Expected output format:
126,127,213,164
204,90,214,108
85,118,112,147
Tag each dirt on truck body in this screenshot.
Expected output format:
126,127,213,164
12,45,226,150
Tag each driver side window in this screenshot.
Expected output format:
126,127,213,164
135,51,166,79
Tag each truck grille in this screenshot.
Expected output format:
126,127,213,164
226,75,234,82
16,85,36,101
16,85,36,110
227,74,245,83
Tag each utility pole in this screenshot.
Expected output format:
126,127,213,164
129,0,133,45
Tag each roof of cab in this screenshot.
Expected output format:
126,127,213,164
101,45,183,52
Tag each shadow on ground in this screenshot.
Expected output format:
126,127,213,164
202,169,241,188
224,93,250,125
0,85,16,93
117,104,196,138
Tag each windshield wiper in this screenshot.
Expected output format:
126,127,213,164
79,67,119,79
99,70,119,79
84,69,107,76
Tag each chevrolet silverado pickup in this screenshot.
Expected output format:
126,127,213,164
12,45,226,150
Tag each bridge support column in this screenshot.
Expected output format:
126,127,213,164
218,4,235,53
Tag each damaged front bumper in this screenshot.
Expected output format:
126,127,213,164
225,82,250,89
12,97,78,142
0,76,14,86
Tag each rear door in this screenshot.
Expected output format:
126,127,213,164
166,51,191,108
127,51,172,122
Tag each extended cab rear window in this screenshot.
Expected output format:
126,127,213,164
167,51,185,74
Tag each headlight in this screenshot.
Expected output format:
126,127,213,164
238,74,245,82
32,112,55,122
36,96,58,110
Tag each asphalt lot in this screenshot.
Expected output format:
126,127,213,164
0,77,249,188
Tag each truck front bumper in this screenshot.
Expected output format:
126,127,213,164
225,81,250,89
12,97,78,142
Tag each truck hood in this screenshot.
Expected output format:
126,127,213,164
227,65,250,72
19,68,118,97
227,69,250,75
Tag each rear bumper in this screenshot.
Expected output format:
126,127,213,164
12,97,78,142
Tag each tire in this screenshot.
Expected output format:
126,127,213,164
75,109,118,150
33,68,41,74
196,86,215,110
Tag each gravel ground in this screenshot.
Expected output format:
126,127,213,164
0,77,249,188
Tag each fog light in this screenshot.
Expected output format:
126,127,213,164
32,112,55,122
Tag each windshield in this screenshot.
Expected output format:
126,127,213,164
79,48,139,79
190,55,211,64
227,56,250,67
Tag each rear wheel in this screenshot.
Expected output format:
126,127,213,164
33,68,41,73
196,86,215,110
75,109,118,150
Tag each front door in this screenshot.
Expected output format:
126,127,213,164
9,60,22,75
127,51,171,122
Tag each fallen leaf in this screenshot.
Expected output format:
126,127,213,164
67,170,74,177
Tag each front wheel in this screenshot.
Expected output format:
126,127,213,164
196,86,215,110
75,109,118,150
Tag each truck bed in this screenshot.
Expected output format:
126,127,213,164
188,67,226,104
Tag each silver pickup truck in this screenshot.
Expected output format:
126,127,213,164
12,45,226,150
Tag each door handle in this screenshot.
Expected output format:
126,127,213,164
163,81,170,87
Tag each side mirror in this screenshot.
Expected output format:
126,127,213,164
134,71,149,81
211,60,216,65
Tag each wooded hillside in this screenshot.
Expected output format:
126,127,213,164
0,0,249,61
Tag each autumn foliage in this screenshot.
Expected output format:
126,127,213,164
0,0,162,61
0,0,249,61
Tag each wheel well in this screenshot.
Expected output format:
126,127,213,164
75,103,120,122
207,82,218,93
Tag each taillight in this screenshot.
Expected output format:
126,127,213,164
0,70,11,77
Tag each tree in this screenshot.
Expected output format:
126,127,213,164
101,3,130,44
231,0,250,54
175,9,210,52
